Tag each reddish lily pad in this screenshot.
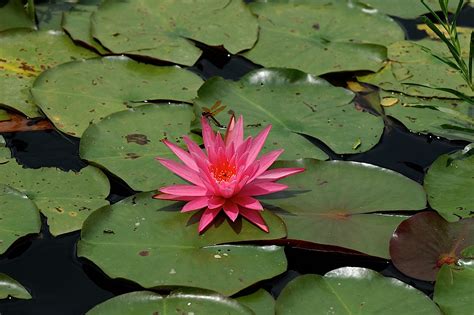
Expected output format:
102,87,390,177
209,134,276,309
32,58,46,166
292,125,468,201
390,211,474,281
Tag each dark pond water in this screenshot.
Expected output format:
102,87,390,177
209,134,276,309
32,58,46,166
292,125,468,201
0,6,473,315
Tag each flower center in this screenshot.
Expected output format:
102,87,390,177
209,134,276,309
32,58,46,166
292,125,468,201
210,161,236,182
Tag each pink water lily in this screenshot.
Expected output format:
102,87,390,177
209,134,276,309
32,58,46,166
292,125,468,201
154,115,304,233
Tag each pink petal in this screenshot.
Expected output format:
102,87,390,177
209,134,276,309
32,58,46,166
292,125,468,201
224,115,244,147
183,136,207,162
246,124,272,166
182,196,209,212
201,116,215,153
240,181,288,196
257,167,305,181
239,207,269,232
152,193,194,201
250,149,284,180
162,139,198,171
223,201,239,221
198,207,221,233
232,195,263,211
160,185,208,197
208,196,225,209
156,158,203,186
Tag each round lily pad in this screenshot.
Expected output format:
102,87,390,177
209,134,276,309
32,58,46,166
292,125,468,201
31,56,204,137
91,0,258,65
80,103,197,192
0,145,110,236
390,211,474,281
358,39,474,99
243,1,404,75
0,273,31,300
424,144,474,221
0,30,97,118
87,290,254,315
260,159,427,258
276,267,441,314
78,192,287,296
0,184,40,255
380,91,474,142
194,68,383,157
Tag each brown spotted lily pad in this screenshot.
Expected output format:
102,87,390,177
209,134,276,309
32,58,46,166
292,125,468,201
390,211,474,281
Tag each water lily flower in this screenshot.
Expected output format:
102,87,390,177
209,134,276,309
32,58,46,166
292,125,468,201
154,115,304,233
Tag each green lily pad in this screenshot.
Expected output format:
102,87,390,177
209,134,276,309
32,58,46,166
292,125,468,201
78,192,287,296
358,0,462,19
243,1,404,76
31,56,203,137
424,144,474,221
0,273,31,299
358,39,474,99
194,68,384,157
0,184,40,255
0,30,97,117
236,289,275,315
434,246,474,315
80,103,197,192
62,3,108,54
0,145,109,236
276,267,441,314
380,91,474,142
87,290,254,315
91,0,258,66
390,211,474,281
0,0,35,32
260,159,426,258
0,109,10,121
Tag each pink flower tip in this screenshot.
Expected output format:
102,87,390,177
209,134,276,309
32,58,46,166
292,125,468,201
155,114,304,233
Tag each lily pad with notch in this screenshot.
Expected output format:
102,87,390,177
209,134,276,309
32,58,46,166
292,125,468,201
390,211,474,281
0,273,31,300
91,0,258,66
78,192,287,296
194,68,384,157
260,159,427,258
31,56,203,137
243,0,404,75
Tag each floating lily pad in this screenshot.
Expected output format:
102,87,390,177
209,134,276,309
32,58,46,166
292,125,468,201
260,159,426,258
0,145,109,236
380,91,474,142
31,56,203,137
434,246,474,315
80,103,197,192
87,290,254,315
0,0,35,32
358,0,461,19
91,0,258,66
194,68,383,157
0,273,31,299
390,211,474,281
424,145,474,221
358,39,474,99
276,267,441,314
0,184,40,255
0,30,97,117
78,192,287,296
236,289,275,315
243,1,404,75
